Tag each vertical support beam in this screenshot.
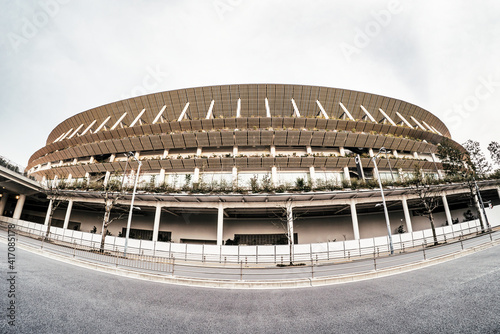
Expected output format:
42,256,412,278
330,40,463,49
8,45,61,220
153,203,161,242
413,152,419,159
236,98,241,118
309,166,315,186
162,149,169,159
193,167,200,184
103,171,111,186
233,146,238,156
63,199,73,230
13,195,26,220
265,97,271,117
401,195,413,233
217,203,224,246
44,199,54,226
0,194,8,216
339,147,345,157
272,166,278,186
343,166,351,184
270,145,276,157
158,169,166,185
232,167,238,187
369,148,374,158
442,194,453,227
350,199,360,240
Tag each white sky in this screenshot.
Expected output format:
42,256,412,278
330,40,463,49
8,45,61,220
1,0,499,168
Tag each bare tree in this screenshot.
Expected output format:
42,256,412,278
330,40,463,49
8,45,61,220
409,169,443,246
272,199,305,266
42,179,66,241
99,177,127,253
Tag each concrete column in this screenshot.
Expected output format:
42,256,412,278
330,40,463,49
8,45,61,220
162,149,169,159
369,148,374,158
44,199,53,226
401,195,413,233
232,167,238,186
193,167,200,183
343,166,351,184
0,194,8,216
109,154,116,162
13,195,26,220
217,203,224,246
309,166,315,186
89,156,95,164
270,145,276,157
442,194,453,227
233,146,238,156
392,150,399,158
103,171,111,186
134,152,140,160
67,173,73,183
413,152,419,159
196,147,202,156
339,147,345,157
350,199,360,240
63,199,73,229
306,146,312,155
158,169,166,185
272,166,278,186
152,203,161,242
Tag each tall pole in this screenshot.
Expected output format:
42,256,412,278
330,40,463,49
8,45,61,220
124,158,142,256
474,177,491,231
373,148,394,255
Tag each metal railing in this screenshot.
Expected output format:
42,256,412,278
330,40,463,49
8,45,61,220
1,222,498,282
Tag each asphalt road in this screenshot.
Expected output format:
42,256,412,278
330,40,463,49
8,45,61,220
1,239,500,333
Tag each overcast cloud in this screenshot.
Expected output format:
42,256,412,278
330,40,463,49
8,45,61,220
1,0,499,168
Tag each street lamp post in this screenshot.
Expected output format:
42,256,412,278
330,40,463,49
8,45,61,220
473,177,491,231
373,147,394,255
123,155,142,256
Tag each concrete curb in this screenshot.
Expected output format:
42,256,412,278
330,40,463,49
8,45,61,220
3,236,500,289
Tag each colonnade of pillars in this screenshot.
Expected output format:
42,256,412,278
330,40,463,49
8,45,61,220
2,186,500,246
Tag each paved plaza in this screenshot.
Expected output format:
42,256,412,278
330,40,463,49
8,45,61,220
1,239,500,333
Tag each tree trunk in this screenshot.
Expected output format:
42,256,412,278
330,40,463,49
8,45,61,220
429,212,438,246
100,204,112,252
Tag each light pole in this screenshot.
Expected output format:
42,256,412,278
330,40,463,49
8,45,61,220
373,147,394,255
473,177,491,231
123,154,142,256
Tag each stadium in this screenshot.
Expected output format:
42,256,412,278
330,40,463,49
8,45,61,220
8,84,499,254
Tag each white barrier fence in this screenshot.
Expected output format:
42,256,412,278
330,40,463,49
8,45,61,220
2,216,495,264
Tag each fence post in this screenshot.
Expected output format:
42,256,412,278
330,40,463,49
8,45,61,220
73,241,76,258
422,244,426,260
327,242,330,261
171,256,175,276
256,245,258,265
373,258,377,271
240,261,243,281
311,259,314,279
115,246,119,267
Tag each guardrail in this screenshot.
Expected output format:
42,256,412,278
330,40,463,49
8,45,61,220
1,219,498,283
1,216,495,266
